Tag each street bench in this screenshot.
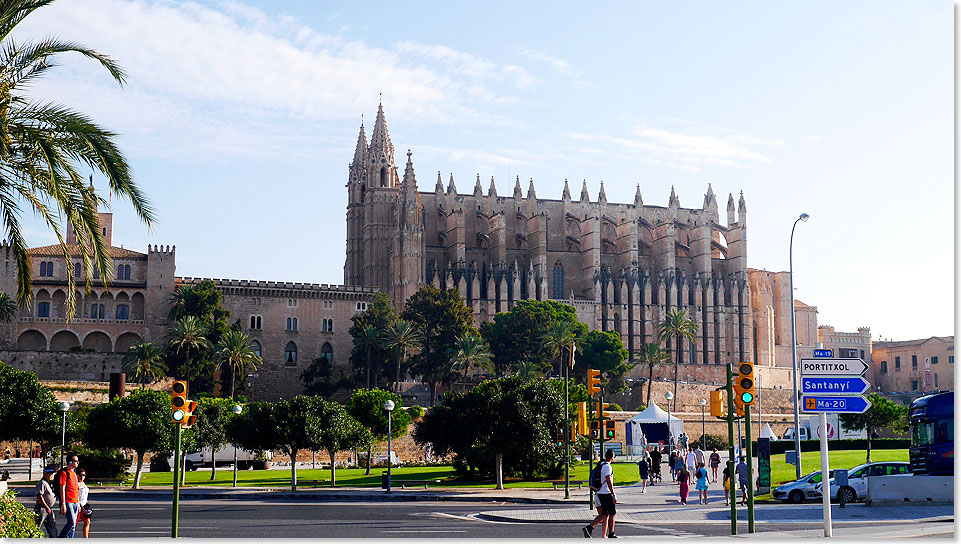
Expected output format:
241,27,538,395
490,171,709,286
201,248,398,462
91,478,126,487
550,479,587,490
381,478,443,489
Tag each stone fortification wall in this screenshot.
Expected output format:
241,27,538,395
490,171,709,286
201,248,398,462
2,350,125,382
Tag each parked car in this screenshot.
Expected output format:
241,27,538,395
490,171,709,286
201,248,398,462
815,462,910,503
167,447,272,471
772,470,834,503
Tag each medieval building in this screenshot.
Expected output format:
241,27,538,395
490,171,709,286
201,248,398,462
346,103,752,367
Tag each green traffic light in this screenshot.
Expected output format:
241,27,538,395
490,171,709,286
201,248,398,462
172,410,185,421
741,392,753,403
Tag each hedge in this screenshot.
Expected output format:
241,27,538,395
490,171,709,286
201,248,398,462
0,489,44,537
747,438,910,456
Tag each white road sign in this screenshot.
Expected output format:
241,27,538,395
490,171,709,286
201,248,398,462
799,358,869,377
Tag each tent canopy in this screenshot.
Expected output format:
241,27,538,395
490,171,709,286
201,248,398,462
760,423,778,440
625,402,684,445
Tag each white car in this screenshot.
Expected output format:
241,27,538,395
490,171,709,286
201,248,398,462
815,462,910,503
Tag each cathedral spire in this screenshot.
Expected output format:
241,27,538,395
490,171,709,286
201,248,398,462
402,150,417,195
669,185,680,208
598,180,607,205
727,193,736,225
580,179,590,203
562,178,571,201
738,190,746,213
473,173,483,198
703,183,716,210
351,120,367,168
634,183,643,207
513,176,523,199
527,177,537,200
435,171,444,194
447,173,457,195
369,101,393,155
488,176,498,198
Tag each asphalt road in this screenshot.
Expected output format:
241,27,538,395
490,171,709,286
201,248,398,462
17,496,954,538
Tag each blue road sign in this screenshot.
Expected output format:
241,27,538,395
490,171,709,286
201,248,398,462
802,395,871,414
813,349,833,358
801,377,870,395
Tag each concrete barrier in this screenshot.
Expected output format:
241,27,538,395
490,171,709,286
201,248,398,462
866,474,953,506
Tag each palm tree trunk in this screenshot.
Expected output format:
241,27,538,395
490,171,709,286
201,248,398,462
673,334,680,402
366,345,371,390
647,364,654,406
185,347,191,395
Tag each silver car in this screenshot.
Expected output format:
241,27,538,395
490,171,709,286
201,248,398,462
772,470,833,503
816,462,910,503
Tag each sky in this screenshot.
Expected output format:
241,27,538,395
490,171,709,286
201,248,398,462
10,0,953,341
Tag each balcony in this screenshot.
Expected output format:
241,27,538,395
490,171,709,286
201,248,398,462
19,316,144,326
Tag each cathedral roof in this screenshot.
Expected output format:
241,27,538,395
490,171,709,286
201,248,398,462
29,244,147,259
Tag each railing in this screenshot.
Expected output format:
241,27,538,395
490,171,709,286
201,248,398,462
18,316,144,325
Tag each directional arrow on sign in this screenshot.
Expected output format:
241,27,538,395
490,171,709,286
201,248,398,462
801,376,870,395
801,395,872,414
800,358,869,377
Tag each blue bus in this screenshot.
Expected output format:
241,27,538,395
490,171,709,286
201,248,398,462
908,391,953,475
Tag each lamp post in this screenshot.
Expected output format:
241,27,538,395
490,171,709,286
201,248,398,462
699,398,707,451
384,400,395,494
231,404,243,487
789,212,810,480
665,391,674,449
59,401,70,467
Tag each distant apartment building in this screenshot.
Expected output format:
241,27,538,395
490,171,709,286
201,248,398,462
872,336,954,393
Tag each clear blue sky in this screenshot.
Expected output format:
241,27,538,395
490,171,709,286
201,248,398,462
12,0,953,340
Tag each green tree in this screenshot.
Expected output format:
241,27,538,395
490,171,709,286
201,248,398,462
122,342,167,388
840,393,909,463
577,330,632,394
346,388,411,475
515,360,545,381
480,300,588,377
636,342,670,405
273,396,328,491
227,401,278,458
401,286,475,405
658,309,699,401
541,320,582,383
0,0,155,317
213,330,262,399
380,320,422,394
0,362,59,453
348,292,397,389
167,316,212,396
301,355,353,399
0,291,16,322
84,389,172,489
191,398,231,480
315,400,371,486
447,331,494,392
166,280,235,395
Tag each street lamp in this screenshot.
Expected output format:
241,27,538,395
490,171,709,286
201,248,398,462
699,398,707,451
664,391,674,448
59,401,70,467
789,212,810,480
231,404,243,487
384,400,395,494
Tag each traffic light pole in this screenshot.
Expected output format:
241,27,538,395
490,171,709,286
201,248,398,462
587,400,594,511
745,404,755,533
564,359,570,500
172,422,182,538
726,363,737,536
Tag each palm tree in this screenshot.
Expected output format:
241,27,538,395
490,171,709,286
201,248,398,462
356,324,381,389
541,321,580,378
122,342,166,388
0,1,154,317
167,316,211,395
380,320,421,393
448,331,493,392
637,342,670,406
658,309,699,402
213,330,262,399
0,291,16,321
515,360,545,381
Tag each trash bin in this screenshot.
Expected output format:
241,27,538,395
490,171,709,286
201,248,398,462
381,471,389,490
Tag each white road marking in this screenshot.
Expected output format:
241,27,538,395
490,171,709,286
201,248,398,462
382,530,467,533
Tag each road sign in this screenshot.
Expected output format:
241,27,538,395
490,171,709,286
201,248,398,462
801,377,870,395
813,349,833,358
800,358,868,377
802,395,872,414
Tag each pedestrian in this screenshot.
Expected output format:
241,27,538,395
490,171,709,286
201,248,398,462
649,447,662,484
76,469,91,538
677,466,690,505
709,448,721,483
57,454,81,538
735,455,748,506
669,433,675,451
680,433,688,451
667,450,677,481
636,453,649,493
685,447,696,477
15,447,21,458
722,465,731,506
695,462,709,504
693,444,705,467
583,448,617,538
34,466,58,538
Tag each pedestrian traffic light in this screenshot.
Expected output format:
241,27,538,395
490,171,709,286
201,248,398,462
577,402,588,436
570,422,578,442
734,361,756,414
587,368,601,396
555,425,565,447
710,390,724,418
171,381,187,424
604,420,616,439
184,401,198,428
589,420,600,439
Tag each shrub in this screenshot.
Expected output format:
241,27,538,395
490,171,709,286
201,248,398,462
406,405,425,419
76,447,129,479
150,455,171,472
0,489,43,537
694,434,728,451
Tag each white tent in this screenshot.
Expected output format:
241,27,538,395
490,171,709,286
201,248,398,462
760,423,778,440
626,402,685,446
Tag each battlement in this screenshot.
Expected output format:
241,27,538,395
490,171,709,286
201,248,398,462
148,244,175,255
177,276,379,294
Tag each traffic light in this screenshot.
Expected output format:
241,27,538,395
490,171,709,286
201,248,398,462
184,401,198,428
555,425,565,447
577,402,588,436
570,422,578,442
587,368,601,396
589,420,600,439
171,381,187,424
734,361,756,414
710,390,725,418
595,402,611,421
604,420,616,439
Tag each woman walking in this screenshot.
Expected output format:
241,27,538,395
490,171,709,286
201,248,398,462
695,462,709,504
709,448,721,483
668,450,678,481
636,452,650,493
673,451,684,482
722,465,731,506
678,467,690,505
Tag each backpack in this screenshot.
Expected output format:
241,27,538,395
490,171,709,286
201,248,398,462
589,461,607,491
53,468,68,505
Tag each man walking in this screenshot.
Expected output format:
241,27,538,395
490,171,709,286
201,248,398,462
34,466,58,538
685,447,696,477
693,445,705,470
57,454,81,538
735,455,748,506
583,449,618,538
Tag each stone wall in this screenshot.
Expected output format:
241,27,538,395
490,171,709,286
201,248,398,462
3,350,125,382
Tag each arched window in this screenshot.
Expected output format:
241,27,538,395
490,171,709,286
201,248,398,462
37,302,50,318
251,340,261,358
322,318,334,332
250,316,257,329
284,341,297,364
320,342,333,365
47,262,53,276
286,317,298,331
117,264,124,279
97,304,105,319
124,265,131,279
74,263,81,278
39,261,46,276
552,261,565,299
93,267,99,279
116,304,129,320
380,167,387,187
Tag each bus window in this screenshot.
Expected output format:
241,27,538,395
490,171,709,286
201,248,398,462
937,421,953,442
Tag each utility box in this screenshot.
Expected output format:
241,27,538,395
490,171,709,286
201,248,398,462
785,450,797,466
835,469,848,487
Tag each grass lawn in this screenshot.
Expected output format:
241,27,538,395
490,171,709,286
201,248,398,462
130,461,646,489
768,449,909,486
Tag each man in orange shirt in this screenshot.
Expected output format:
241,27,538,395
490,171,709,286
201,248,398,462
57,455,81,538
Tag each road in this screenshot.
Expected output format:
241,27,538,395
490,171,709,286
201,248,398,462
18,496,953,538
